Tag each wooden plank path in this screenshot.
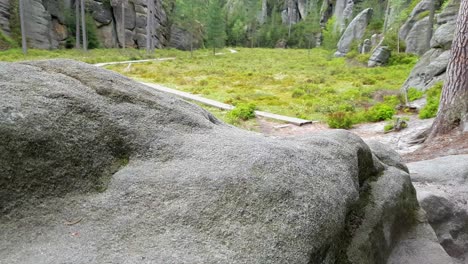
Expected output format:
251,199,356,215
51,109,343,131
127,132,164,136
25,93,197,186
94,57,176,67
141,82,313,126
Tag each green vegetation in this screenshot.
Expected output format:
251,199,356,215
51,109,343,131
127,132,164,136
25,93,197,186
107,48,416,127
0,48,190,63
227,103,256,124
366,103,396,122
327,112,354,129
419,82,443,119
407,87,424,101
0,30,16,50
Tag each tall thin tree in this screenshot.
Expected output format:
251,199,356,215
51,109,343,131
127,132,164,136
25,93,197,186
81,0,87,51
19,0,27,54
75,0,80,48
122,0,126,49
146,0,151,53
428,0,468,138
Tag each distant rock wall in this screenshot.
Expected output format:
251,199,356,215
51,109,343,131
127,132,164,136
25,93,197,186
0,0,169,49
0,0,10,35
402,0,460,91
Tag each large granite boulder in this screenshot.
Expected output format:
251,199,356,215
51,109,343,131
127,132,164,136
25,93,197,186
409,155,468,263
169,25,202,51
399,0,434,43
0,60,448,264
368,46,391,67
401,0,460,91
404,17,431,55
402,48,450,91
335,8,373,57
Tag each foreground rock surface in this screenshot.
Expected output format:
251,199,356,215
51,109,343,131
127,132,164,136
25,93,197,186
0,60,448,264
409,155,468,263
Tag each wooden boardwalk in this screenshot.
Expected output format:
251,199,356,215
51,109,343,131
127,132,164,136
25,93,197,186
94,57,176,67
141,82,313,126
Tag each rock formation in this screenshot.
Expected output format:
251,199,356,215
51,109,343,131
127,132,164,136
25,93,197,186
409,155,468,263
0,0,10,35
0,0,169,49
402,0,460,91
335,8,373,57
0,59,452,264
368,46,391,67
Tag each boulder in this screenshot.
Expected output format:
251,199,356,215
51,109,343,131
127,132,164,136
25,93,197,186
359,39,372,54
24,0,56,49
89,0,113,26
401,0,461,92
399,0,433,41
405,17,431,55
335,8,373,57
431,21,456,49
0,60,442,264
96,21,118,48
402,49,450,91
409,155,468,262
169,25,202,51
368,46,391,67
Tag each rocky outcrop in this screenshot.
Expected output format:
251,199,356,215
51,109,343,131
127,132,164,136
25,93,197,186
399,0,436,55
409,155,468,263
334,8,373,57
0,0,9,35
402,0,460,91
368,46,391,67
0,0,169,49
0,59,447,264
405,17,431,55
169,25,202,51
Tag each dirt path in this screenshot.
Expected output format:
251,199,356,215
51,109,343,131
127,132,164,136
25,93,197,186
257,115,468,162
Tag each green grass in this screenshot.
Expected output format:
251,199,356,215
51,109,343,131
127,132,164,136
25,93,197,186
1,47,417,127
0,48,209,64
107,48,416,125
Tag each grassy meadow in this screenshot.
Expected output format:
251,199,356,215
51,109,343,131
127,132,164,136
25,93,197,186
1,47,420,128
107,48,418,126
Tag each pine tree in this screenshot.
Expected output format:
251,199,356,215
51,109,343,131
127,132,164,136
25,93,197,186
174,0,206,57
206,0,226,55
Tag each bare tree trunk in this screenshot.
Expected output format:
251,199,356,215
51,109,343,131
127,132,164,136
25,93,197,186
426,0,436,49
19,0,27,54
428,0,468,138
75,0,80,49
150,0,154,52
122,0,125,49
81,0,87,51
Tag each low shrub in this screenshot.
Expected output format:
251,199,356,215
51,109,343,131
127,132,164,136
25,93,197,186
227,103,256,123
366,103,395,122
407,87,424,101
327,112,353,129
419,82,442,119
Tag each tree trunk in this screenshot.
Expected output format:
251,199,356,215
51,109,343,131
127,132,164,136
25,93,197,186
426,0,436,49
81,0,87,51
19,0,27,54
122,1,125,49
75,0,80,49
428,0,468,138
146,0,151,54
